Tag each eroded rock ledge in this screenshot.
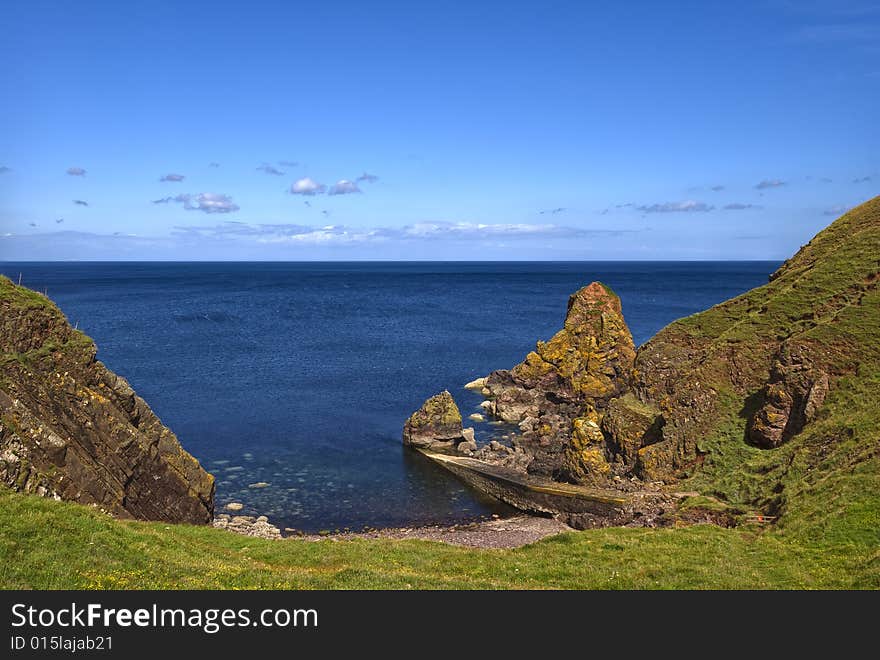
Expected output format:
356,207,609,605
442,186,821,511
0,276,214,524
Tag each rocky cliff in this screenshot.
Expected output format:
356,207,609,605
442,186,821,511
481,281,636,483
405,195,880,527
0,276,214,524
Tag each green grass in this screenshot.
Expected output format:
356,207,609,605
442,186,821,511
0,486,876,589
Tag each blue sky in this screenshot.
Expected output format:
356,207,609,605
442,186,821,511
0,0,877,260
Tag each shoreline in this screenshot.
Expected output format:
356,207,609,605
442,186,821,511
213,512,573,549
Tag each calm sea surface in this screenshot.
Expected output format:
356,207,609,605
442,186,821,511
0,262,777,531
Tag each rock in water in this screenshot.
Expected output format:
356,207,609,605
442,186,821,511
0,276,214,524
464,377,488,390
402,391,469,453
484,281,635,481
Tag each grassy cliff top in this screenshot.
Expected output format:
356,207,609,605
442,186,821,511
633,195,880,547
662,195,880,350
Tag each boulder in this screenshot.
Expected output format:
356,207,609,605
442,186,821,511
748,344,830,448
402,391,466,452
601,394,663,465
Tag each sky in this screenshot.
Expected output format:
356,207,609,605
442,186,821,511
0,0,878,260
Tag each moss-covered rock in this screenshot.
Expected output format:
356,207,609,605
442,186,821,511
480,282,635,481
601,394,663,465
402,391,466,452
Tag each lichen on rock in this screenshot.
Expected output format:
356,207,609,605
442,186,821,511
402,390,469,453
481,281,636,482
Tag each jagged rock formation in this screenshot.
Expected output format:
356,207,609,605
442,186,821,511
405,195,880,526
0,276,214,524
482,282,636,482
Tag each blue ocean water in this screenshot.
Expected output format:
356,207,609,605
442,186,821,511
0,262,777,531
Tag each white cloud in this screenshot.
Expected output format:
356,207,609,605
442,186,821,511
328,179,361,195
289,177,326,195
153,192,240,213
66,167,86,176
160,173,185,182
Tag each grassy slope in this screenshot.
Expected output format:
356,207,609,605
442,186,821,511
669,197,880,549
0,488,876,589
1,199,878,590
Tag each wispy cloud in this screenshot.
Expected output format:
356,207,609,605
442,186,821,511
168,220,630,245
257,163,285,176
328,179,361,195
278,160,298,167
710,185,725,192
66,167,86,176
209,162,220,168
539,207,566,215
73,199,89,207
823,205,850,216
723,203,761,210
853,175,872,183
356,172,379,184
820,177,833,183
636,200,714,213
152,193,240,213
290,177,326,195
160,173,185,182
0,166,11,174
793,23,880,43
755,179,786,189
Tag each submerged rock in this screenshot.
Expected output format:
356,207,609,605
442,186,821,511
0,276,214,524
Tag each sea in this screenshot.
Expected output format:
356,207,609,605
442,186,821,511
0,262,778,532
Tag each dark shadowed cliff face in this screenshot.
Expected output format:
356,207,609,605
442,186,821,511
0,276,214,524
